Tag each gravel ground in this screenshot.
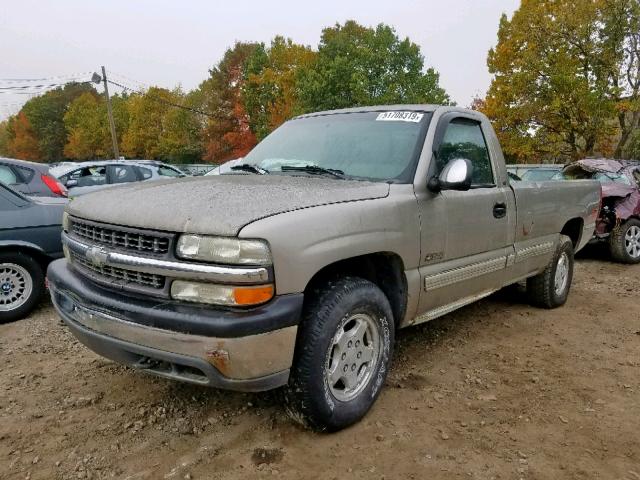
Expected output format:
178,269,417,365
1,248,639,480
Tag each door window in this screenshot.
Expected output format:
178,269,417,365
108,165,138,184
63,167,107,187
436,119,494,185
0,165,18,185
137,167,153,179
157,166,183,177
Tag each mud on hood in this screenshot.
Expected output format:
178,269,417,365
66,175,390,235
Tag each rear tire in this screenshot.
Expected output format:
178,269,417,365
285,277,394,431
609,218,640,264
0,251,45,323
527,235,574,309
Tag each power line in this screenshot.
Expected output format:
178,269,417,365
0,81,89,90
0,72,92,83
106,78,217,119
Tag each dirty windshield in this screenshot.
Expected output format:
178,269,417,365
240,111,431,182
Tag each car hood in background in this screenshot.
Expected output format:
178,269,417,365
66,175,390,236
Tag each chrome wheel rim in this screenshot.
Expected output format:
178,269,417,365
554,252,570,296
325,313,380,402
0,263,33,311
624,226,640,259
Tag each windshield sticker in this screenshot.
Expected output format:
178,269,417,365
376,111,424,123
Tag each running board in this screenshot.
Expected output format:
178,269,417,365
412,289,498,325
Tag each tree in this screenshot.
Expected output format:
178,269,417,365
5,112,41,160
0,120,10,157
20,82,96,161
483,0,640,163
199,42,259,162
64,91,130,160
244,37,316,140
298,21,450,113
121,87,176,159
157,90,204,163
602,0,640,158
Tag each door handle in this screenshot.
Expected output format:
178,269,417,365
493,202,507,219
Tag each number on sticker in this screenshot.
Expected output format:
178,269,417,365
376,111,424,123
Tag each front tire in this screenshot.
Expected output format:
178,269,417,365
527,235,574,309
609,218,640,264
285,277,395,431
0,251,45,323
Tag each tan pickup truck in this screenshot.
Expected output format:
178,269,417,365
48,105,600,431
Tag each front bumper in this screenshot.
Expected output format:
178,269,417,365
47,259,303,391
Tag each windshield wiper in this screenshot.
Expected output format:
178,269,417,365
230,164,269,175
280,165,345,179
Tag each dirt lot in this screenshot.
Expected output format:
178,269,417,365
1,249,639,480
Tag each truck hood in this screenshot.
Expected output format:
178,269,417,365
66,175,390,235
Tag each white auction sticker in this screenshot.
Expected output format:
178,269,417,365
376,111,424,123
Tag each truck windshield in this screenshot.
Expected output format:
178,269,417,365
241,111,432,182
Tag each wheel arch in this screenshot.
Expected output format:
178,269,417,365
303,252,408,327
560,217,584,249
0,241,52,269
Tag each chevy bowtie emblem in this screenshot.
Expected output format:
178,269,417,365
85,246,108,267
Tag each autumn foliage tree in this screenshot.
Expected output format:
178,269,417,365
199,42,259,162
64,92,129,160
5,112,41,160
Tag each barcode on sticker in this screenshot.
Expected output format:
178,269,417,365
376,111,424,123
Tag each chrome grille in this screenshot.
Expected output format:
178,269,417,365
70,251,165,289
70,219,170,255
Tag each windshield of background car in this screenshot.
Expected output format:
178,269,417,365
241,111,432,182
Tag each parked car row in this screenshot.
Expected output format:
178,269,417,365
1,158,189,322
50,160,185,196
1,157,68,197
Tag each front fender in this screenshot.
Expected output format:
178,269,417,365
239,186,419,295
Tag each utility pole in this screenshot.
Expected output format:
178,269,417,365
101,66,120,159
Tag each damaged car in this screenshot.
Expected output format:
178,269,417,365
563,158,640,263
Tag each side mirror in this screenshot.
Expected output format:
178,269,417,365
66,179,78,188
428,158,473,193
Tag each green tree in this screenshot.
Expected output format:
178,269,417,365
484,0,640,163
157,90,204,163
298,21,450,112
244,37,316,139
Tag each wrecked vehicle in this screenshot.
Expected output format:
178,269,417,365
563,159,640,263
47,105,600,431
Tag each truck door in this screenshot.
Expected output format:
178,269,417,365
415,115,515,320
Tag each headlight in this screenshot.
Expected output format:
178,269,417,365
170,281,274,306
62,212,70,232
176,235,271,265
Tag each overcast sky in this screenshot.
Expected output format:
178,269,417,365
0,0,519,120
